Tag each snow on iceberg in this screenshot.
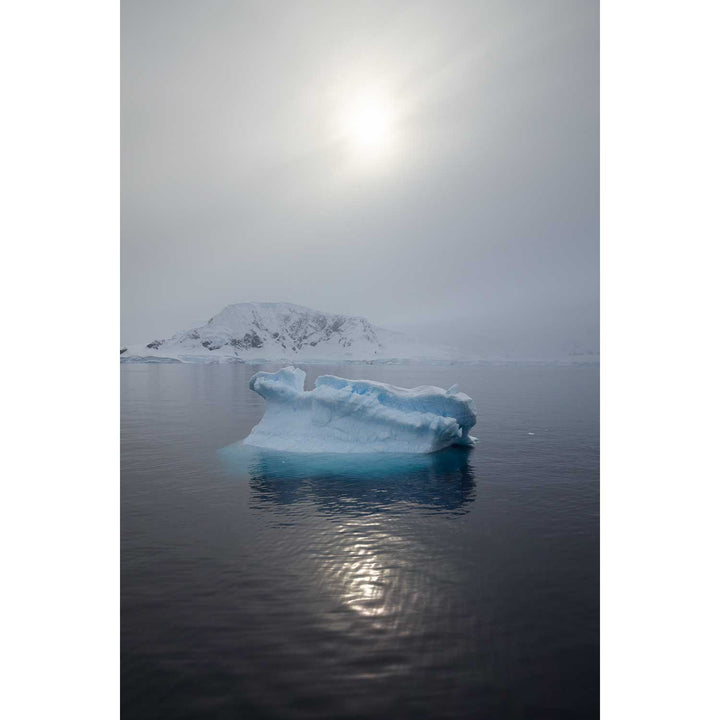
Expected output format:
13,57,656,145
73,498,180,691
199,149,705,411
244,366,477,454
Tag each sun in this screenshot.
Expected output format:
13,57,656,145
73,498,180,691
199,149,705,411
347,100,391,150
336,90,396,164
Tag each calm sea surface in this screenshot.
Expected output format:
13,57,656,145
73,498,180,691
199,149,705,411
122,363,599,719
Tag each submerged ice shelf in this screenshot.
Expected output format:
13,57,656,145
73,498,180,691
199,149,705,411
244,366,477,454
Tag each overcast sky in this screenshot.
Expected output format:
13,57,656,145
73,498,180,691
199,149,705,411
122,0,598,358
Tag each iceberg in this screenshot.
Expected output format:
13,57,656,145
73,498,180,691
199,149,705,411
244,366,477,454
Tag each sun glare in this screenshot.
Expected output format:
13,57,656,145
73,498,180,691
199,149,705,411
337,90,396,165
348,102,390,149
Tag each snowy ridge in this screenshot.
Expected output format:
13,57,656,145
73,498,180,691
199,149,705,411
244,366,477,454
122,302,453,363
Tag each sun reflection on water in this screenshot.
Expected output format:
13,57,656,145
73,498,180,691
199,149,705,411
339,540,388,618
219,444,477,625
313,519,413,625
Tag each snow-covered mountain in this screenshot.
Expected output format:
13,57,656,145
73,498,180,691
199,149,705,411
121,302,455,363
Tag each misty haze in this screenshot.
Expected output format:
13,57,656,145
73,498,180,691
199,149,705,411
122,0,598,361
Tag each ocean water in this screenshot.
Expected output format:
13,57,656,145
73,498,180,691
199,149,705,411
122,363,599,719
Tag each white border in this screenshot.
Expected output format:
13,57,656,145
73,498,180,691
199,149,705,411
602,1,719,717
1,1,119,718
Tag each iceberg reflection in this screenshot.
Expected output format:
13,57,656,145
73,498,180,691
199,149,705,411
218,443,476,515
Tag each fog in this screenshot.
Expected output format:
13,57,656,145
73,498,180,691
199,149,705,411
122,0,598,359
